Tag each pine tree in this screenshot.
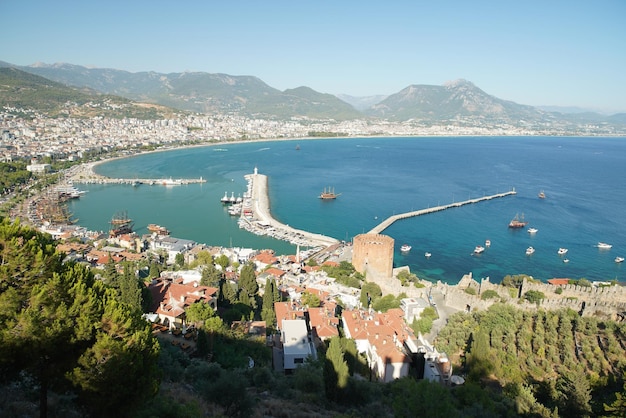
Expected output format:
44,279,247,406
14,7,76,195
324,336,349,402
238,262,258,308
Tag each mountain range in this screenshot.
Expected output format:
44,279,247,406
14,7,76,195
1,60,625,129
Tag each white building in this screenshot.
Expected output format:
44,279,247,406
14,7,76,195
281,319,316,370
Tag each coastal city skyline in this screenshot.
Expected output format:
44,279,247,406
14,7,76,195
2,1,626,113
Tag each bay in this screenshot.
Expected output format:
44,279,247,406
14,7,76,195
68,136,626,285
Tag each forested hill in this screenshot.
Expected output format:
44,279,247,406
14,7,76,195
436,303,626,417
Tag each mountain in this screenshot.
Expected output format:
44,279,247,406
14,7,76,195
365,79,553,124
2,61,624,130
16,63,362,120
0,67,181,119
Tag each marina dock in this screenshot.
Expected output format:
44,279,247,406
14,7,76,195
368,190,517,234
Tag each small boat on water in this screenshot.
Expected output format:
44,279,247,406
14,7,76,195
526,246,535,256
485,239,491,247
615,257,625,263
220,192,230,204
147,224,170,235
508,213,528,228
319,187,340,200
538,190,546,199
527,227,538,234
400,244,412,252
424,252,432,258
596,242,612,249
563,258,570,263
473,245,485,255
558,248,568,256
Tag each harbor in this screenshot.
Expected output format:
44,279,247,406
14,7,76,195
368,190,518,234
237,168,340,249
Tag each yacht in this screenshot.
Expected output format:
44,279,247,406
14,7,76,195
473,245,485,255
527,227,538,234
485,239,491,247
558,248,568,256
526,246,535,256
596,242,612,249
424,252,432,258
615,257,624,263
400,244,412,252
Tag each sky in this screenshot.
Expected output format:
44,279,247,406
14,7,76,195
2,0,626,113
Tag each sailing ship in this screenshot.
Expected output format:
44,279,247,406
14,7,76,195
508,213,528,228
319,187,341,200
109,211,134,237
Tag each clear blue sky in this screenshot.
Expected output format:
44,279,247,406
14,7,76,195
2,0,625,112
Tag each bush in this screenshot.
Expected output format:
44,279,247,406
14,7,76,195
481,289,499,300
524,290,545,304
465,287,477,295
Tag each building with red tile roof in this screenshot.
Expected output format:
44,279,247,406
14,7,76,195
342,308,415,382
148,278,218,330
547,278,570,286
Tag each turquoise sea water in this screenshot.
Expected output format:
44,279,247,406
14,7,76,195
68,136,626,285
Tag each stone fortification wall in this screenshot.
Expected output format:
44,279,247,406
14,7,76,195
352,234,394,280
441,274,626,320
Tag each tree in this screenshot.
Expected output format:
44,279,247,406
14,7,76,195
301,291,321,308
604,375,626,417
556,369,592,418
215,254,230,270
117,261,142,312
0,220,160,418
524,290,546,305
200,263,223,287
360,282,382,308
238,262,258,308
185,302,216,328
324,336,349,402
261,277,277,328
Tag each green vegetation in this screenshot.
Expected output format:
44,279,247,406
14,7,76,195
435,303,626,417
321,260,364,288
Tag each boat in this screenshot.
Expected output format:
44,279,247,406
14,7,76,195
109,211,134,237
473,245,485,254
319,187,341,200
424,252,432,258
220,192,230,204
596,242,613,249
162,178,182,186
508,213,528,228
527,227,538,234
400,244,412,252
485,239,491,247
147,224,170,235
538,190,546,199
615,257,624,263
563,258,570,263
526,246,535,255
558,248,568,255
55,184,86,199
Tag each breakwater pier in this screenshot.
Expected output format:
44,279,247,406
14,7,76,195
368,190,517,234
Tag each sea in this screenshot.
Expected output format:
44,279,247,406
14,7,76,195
67,136,626,285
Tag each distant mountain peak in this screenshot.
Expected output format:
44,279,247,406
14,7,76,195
444,79,474,89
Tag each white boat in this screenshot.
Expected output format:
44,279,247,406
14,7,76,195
615,257,624,263
220,192,230,204
485,239,491,247
400,244,412,252
55,184,86,198
563,258,570,263
424,252,432,258
597,242,612,249
473,245,485,254
558,248,568,255
526,246,535,255
527,228,538,234
162,178,182,186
